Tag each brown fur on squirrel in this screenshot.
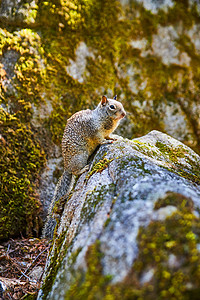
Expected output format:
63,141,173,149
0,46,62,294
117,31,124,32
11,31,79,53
43,95,126,238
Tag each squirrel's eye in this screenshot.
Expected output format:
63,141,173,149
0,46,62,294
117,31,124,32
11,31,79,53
109,105,115,110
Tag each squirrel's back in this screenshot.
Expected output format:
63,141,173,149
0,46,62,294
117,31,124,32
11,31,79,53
62,109,99,170
62,96,126,173
43,96,126,239
62,109,96,145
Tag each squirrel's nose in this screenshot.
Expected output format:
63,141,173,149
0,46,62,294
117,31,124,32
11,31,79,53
121,111,126,118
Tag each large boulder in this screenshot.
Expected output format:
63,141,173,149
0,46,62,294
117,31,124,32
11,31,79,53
38,130,200,299
1,0,200,240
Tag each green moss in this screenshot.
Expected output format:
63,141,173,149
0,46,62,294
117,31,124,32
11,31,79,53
154,192,194,211
63,241,142,299
117,154,152,178
86,156,114,180
62,193,200,299
155,141,200,184
41,230,67,299
130,139,200,185
0,108,46,240
46,104,69,145
131,140,158,158
118,1,200,150
177,170,200,185
36,0,128,144
1,0,200,147
0,28,47,105
134,194,200,300
53,194,67,223
2,0,200,151
64,241,113,300
80,184,115,222
156,141,185,162
1,0,200,242
0,28,51,238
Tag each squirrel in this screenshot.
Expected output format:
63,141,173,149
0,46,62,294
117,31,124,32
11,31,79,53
43,95,126,239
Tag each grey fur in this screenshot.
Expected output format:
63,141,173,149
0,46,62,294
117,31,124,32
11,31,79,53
43,96,126,239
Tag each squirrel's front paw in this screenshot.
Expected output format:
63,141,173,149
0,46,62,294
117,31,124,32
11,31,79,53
102,135,119,144
101,139,114,145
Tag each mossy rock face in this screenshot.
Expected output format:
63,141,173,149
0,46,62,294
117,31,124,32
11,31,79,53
38,131,200,299
1,0,200,147
0,108,46,240
0,0,200,240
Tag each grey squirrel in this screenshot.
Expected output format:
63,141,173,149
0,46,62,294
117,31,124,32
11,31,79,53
43,95,126,239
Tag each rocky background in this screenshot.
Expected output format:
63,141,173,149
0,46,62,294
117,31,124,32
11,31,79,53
0,0,200,275
0,0,200,299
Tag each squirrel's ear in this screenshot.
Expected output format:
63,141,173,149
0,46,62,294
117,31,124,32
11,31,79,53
101,95,108,106
113,95,117,100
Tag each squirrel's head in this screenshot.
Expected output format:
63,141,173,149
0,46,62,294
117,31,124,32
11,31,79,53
99,95,126,120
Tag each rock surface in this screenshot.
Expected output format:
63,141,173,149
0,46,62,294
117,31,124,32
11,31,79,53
1,0,200,242
38,131,200,299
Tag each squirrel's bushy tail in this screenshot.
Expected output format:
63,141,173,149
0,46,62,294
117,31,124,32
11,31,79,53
42,170,74,239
